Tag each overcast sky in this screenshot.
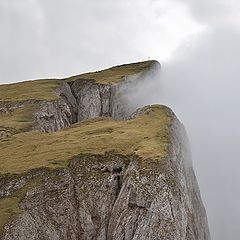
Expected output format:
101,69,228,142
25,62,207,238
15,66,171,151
0,0,205,83
1,0,240,239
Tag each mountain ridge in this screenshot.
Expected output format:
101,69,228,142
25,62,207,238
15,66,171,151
0,60,210,240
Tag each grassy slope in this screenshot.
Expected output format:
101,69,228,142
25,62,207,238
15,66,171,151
0,105,37,133
0,60,164,232
65,60,158,84
0,60,158,102
0,80,61,134
0,61,157,133
0,80,62,102
0,105,173,232
0,105,172,174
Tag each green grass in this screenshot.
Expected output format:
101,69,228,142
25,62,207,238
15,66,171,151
0,79,61,101
0,105,172,174
65,60,159,84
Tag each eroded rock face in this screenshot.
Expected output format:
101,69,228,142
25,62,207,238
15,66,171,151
0,62,211,239
0,79,137,134
29,78,144,133
0,62,160,133
0,117,210,240
32,99,72,132
69,80,112,121
68,79,137,122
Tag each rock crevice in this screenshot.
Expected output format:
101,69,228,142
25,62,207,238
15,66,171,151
17,79,133,133
0,144,210,240
0,61,211,239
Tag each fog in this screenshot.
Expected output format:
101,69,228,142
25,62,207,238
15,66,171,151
0,0,202,83
164,2,240,239
124,2,240,238
124,29,240,239
1,0,240,239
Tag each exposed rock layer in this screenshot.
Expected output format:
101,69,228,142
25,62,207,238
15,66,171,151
0,79,137,133
0,116,210,240
0,61,211,239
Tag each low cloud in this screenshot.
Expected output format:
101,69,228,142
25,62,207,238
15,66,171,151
0,0,202,84
122,4,240,238
1,0,240,239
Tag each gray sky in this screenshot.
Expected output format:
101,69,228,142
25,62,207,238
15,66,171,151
163,2,240,239
1,0,240,239
0,0,203,83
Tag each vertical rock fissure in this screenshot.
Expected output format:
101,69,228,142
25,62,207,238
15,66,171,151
98,85,104,117
105,165,125,239
112,166,124,201
66,82,79,124
167,190,175,220
64,80,131,126
115,174,122,199
60,81,79,124
69,169,84,240
109,86,113,117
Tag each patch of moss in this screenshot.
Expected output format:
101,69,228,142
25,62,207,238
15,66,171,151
0,176,43,233
0,197,22,232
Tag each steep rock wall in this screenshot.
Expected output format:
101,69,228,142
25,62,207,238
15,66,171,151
68,77,142,123
0,79,136,133
0,98,73,133
0,62,160,133
32,81,77,132
0,113,210,240
0,61,211,239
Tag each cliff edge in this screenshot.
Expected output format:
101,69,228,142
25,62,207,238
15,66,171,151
0,61,210,240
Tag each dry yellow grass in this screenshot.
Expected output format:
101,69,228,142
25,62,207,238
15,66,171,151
65,60,158,84
0,105,37,132
0,79,61,101
0,105,172,233
0,105,172,174
0,61,164,233
0,197,23,231
0,61,158,102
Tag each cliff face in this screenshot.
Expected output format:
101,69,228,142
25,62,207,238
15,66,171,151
0,61,211,240
0,76,141,133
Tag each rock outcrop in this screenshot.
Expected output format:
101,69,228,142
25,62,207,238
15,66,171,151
0,61,160,133
0,61,211,240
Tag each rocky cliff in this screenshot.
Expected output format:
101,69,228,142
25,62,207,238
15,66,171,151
0,61,211,240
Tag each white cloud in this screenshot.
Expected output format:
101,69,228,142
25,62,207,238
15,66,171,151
0,0,204,83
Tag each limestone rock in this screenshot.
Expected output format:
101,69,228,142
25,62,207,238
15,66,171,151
0,61,211,239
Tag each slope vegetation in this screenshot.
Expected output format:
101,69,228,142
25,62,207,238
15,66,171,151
0,60,211,240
